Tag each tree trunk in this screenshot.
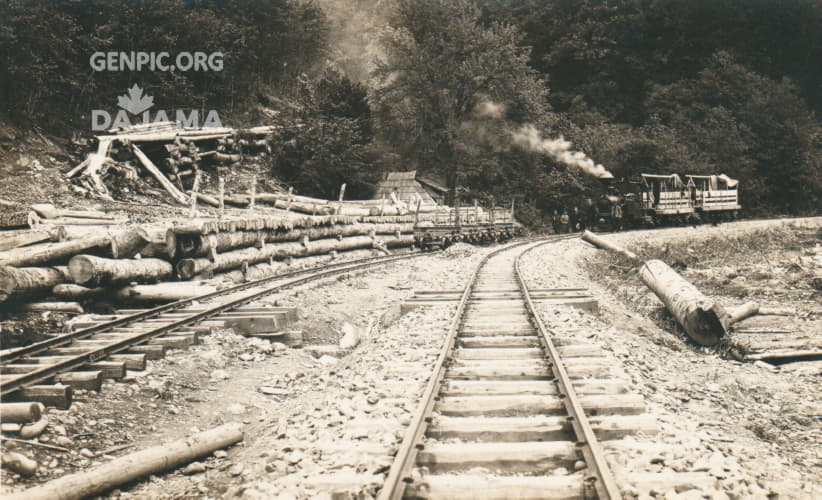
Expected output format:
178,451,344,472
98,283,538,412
0,402,43,423
0,266,68,302
112,283,216,303
51,283,104,299
0,235,111,268
0,210,40,230
20,302,84,313
132,145,190,205
177,235,379,279
0,226,66,252
176,223,413,258
68,255,173,287
110,227,151,259
581,230,639,262
5,423,243,500
639,259,728,346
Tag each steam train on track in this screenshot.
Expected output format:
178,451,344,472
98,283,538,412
593,173,741,230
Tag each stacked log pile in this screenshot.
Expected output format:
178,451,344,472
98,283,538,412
0,208,417,311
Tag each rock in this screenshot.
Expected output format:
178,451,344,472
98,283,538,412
210,369,229,380
214,450,228,459
239,353,254,362
318,355,338,366
259,386,288,396
573,460,587,471
227,403,246,415
182,462,206,475
79,448,94,458
271,342,289,352
339,322,362,350
53,436,73,447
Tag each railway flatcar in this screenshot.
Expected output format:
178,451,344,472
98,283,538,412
414,204,522,250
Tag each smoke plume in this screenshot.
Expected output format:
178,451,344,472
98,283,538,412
511,124,614,179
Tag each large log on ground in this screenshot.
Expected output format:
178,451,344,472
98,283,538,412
0,266,68,302
0,226,67,252
112,283,216,303
110,227,151,259
0,210,40,230
5,422,244,500
639,259,728,346
68,255,173,286
581,230,639,261
0,235,111,268
176,235,398,279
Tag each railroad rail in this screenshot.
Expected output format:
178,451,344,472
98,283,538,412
0,251,429,400
380,236,654,499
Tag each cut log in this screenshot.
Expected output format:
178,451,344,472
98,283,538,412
758,306,796,316
0,226,66,252
0,402,44,423
110,227,151,259
189,192,220,207
728,301,759,325
0,210,40,230
0,266,67,302
68,255,173,287
176,235,390,279
0,234,111,267
581,230,639,261
176,223,413,259
20,302,84,313
4,422,244,500
51,284,104,299
639,259,728,346
30,204,115,221
132,144,190,205
112,283,216,303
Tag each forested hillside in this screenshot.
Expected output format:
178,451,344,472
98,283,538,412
0,0,818,218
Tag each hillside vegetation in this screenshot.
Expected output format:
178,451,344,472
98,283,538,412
0,0,819,217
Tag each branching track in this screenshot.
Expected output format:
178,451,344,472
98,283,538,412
380,237,660,500
0,252,426,401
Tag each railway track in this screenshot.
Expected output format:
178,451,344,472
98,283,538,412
379,237,705,500
0,251,428,406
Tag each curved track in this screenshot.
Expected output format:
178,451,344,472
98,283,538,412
380,236,663,500
0,252,428,401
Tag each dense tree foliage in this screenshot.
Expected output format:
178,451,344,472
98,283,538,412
0,0,818,215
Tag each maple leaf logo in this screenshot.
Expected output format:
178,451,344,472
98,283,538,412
117,84,154,115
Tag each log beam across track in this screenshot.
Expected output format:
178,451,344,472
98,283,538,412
380,236,702,500
0,252,428,401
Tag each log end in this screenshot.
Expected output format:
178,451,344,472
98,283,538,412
688,302,729,346
177,259,197,280
67,255,97,286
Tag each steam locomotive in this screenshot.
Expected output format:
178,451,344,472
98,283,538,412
594,173,741,229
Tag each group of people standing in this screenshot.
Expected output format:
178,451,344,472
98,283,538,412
550,200,624,233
